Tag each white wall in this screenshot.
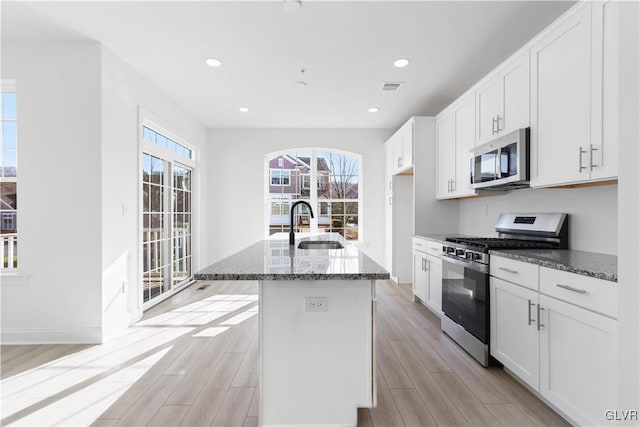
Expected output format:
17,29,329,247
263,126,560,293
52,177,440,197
0,42,208,344
206,129,390,266
100,47,208,339
458,185,618,254
1,42,103,343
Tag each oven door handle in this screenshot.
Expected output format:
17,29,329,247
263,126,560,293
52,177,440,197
440,254,489,274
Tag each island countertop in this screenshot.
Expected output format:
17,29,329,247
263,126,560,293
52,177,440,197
194,233,390,281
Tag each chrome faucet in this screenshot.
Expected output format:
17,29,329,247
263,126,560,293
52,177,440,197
289,201,314,246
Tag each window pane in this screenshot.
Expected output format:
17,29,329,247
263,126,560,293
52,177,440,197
2,93,16,121
3,121,17,149
156,134,167,148
166,139,177,153
143,154,152,182
150,156,164,184
0,182,17,210
3,150,16,177
143,183,150,212
143,127,156,143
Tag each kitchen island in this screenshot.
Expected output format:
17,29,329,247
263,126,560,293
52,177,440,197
195,233,389,427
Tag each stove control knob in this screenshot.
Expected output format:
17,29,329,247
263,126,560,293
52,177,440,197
455,249,465,257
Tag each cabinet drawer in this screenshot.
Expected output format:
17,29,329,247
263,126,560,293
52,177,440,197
412,237,427,252
540,267,617,318
490,256,539,291
426,240,443,256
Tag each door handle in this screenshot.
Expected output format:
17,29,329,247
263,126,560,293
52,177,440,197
527,300,536,326
537,304,545,331
579,146,588,172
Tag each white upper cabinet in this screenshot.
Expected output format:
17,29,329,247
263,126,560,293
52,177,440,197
454,93,477,197
436,93,477,199
384,139,394,193
476,77,501,144
530,2,618,187
530,3,592,187
435,109,455,199
390,120,414,175
592,0,619,181
476,50,530,145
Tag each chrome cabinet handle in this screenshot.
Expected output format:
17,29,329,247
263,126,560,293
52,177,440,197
556,284,587,294
496,115,502,132
397,157,402,168
537,305,545,331
590,144,598,171
579,146,588,172
451,179,456,191
388,180,392,191
527,300,536,326
499,267,518,274
425,259,431,271
492,116,497,135
388,195,392,206
447,179,451,193
429,247,440,252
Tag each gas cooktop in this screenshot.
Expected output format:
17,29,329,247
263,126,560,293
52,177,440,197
445,236,557,251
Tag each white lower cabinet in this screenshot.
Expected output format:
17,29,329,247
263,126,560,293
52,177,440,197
412,238,443,316
490,277,540,390
539,294,618,426
490,255,618,426
412,248,428,303
426,253,442,314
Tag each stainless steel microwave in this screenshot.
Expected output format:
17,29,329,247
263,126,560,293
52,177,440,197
470,128,530,190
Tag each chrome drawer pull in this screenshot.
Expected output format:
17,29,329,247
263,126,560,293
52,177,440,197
579,146,588,172
527,300,536,326
429,247,440,252
556,284,587,294
499,267,518,274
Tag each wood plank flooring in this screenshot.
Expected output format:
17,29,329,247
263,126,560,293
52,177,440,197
1,280,569,427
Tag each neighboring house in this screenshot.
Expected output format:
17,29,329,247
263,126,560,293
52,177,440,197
0,184,17,234
268,155,331,227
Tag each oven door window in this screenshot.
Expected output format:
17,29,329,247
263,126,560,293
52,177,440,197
499,142,518,178
471,150,499,184
441,258,488,343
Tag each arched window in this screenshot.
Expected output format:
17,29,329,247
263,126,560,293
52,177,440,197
265,149,361,241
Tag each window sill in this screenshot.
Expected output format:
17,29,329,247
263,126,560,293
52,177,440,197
0,271,30,286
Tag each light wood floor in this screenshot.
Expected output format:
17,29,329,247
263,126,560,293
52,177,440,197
1,280,569,427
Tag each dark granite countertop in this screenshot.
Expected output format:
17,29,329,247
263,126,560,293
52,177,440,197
194,233,389,281
489,249,618,282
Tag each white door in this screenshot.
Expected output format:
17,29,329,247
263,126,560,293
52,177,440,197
500,51,530,135
435,111,455,199
530,3,593,187
426,254,442,314
476,77,500,144
490,278,540,390
412,250,427,302
453,93,476,197
539,294,618,426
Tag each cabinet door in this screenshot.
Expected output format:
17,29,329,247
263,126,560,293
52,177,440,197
412,250,428,302
490,278,540,390
426,254,442,314
401,121,413,170
591,0,619,181
476,77,500,144
530,3,593,187
435,111,455,199
500,51,530,135
392,132,404,173
453,93,477,197
539,294,618,426
384,141,394,193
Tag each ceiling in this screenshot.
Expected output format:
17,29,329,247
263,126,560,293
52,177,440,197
2,1,575,129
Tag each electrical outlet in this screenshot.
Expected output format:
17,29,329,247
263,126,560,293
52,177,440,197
304,297,328,312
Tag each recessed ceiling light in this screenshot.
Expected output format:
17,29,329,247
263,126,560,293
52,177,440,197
296,81,307,88
205,58,222,68
283,0,302,12
368,107,380,113
393,58,410,68
238,107,249,113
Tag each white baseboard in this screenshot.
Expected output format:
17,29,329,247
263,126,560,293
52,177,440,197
1,327,103,345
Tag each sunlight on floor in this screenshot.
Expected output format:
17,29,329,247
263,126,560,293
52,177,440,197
0,292,258,426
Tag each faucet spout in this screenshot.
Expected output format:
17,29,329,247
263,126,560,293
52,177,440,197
289,200,315,246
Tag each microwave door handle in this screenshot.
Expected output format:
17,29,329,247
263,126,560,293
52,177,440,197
495,148,501,179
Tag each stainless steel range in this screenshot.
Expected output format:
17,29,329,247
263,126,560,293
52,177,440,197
440,213,568,367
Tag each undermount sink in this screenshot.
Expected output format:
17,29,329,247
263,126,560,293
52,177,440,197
297,240,344,250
